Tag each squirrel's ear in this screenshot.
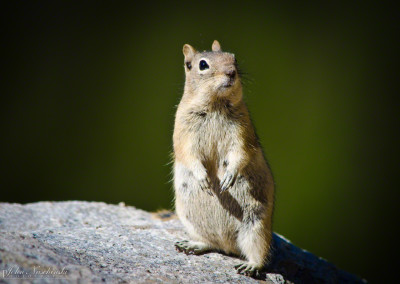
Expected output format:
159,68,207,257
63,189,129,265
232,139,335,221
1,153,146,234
183,44,196,62
212,40,221,52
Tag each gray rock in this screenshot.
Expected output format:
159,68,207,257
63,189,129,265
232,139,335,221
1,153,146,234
0,201,366,283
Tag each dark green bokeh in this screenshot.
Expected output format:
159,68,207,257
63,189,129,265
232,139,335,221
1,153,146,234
1,2,398,283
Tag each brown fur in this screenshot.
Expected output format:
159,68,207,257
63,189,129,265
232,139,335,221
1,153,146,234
173,40,275,277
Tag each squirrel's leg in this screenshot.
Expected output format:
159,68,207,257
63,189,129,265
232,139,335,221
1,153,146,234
235,221,272,277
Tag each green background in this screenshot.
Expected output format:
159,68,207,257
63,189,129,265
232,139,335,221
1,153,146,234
1,2,398,283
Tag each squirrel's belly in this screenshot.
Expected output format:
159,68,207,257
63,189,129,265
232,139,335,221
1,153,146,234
176,193,241,254
174,162,241,254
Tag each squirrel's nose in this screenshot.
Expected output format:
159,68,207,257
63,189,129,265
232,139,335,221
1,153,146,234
226,70,236,79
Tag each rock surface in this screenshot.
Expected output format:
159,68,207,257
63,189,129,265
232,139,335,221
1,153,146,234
0,201,365,283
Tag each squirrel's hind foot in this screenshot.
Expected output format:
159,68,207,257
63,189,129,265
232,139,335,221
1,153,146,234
175,240,212,255
234,262,263,278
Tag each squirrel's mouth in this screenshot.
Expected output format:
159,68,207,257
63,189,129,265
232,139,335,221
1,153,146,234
221,77,236,88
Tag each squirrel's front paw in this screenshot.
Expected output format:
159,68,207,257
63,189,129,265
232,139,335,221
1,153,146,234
198,176,212,195
192,167,213,195
220,171,237,192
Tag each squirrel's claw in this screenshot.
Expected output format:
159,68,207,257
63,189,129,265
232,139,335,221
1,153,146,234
198,177,211,191
235,262,262,278
220,171,236,192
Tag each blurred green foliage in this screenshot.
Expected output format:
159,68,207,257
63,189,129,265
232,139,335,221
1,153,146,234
1,1,398,283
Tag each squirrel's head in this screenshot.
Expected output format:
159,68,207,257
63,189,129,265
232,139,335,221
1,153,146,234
182,40,242,103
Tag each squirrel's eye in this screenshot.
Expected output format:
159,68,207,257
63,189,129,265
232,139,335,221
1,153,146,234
199,60,209,71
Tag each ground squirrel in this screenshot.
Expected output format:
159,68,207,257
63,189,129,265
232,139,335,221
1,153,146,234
173,40,275,277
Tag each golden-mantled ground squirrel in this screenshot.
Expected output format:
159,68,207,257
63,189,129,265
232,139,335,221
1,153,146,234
173,40,275,277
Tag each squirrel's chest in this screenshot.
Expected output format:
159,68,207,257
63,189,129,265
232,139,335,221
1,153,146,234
187,112,236,149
